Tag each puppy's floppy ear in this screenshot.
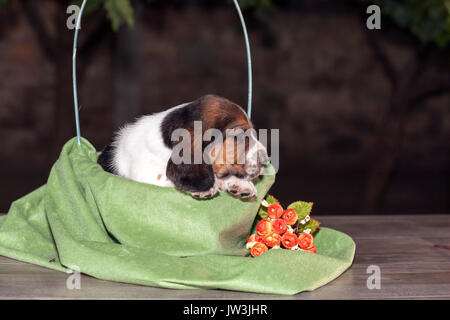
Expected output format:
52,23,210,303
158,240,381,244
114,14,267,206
165,127,216,193
166,159,215,193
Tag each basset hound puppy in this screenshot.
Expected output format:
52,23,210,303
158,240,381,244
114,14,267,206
98,95,269,199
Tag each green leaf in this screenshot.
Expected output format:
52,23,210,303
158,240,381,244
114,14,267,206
104,0,134,31
287,201,321,234
298,218,320,235
287,201,313,220
257,194,279,219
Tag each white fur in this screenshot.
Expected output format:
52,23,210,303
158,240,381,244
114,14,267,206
111,103,189,187
217,176,257,198
233,105,268,179
245,129,268,178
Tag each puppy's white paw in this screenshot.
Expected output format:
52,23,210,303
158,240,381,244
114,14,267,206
189,182,219,199
217,176,257,199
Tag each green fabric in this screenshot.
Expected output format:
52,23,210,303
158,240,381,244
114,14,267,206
0,138,355,295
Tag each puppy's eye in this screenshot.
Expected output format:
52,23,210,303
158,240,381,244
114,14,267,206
218,172,230,179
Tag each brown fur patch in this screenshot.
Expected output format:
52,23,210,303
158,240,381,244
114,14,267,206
200,95,252,131
198,95,253,178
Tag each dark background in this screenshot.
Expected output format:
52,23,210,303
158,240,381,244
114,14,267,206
0,0,449,215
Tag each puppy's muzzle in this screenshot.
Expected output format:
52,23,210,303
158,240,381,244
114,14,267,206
245,148,269,180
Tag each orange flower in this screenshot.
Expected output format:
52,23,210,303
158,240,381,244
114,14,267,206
263,233,281,248
301,245,317,254
271,219,287,235
250,242,268,257
282,209,298,225
256,219,273,235
298,232,314,250
281,232,298,249
267,203,283,219
246,233,265,249
247,234,264,243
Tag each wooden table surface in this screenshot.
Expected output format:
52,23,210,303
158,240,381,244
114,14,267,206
0,214,449,300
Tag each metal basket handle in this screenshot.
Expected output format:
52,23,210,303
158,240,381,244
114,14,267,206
72,0,253,146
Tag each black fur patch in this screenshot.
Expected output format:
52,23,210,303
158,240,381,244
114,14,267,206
166,159,215,192
97,143,117,174
160,99,203,149
160,97,215,192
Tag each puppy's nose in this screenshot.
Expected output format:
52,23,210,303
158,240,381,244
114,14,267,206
259,150,270,165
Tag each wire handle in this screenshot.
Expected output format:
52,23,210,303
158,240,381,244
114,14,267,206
72,0,87,146
233,0,253,120
72,0,253,146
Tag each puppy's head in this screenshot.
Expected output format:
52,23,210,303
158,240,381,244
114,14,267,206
164,95,269,194
201,95,269,181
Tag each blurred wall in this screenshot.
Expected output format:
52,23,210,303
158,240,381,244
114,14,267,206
0,3,449,214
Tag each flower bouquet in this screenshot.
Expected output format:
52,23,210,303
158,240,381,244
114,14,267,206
246,195,321,257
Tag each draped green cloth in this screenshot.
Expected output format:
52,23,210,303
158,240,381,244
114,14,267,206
0,138,355,295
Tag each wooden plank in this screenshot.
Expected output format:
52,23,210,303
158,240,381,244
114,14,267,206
318,215,450,238
0,214,449,299
0,256,25,265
